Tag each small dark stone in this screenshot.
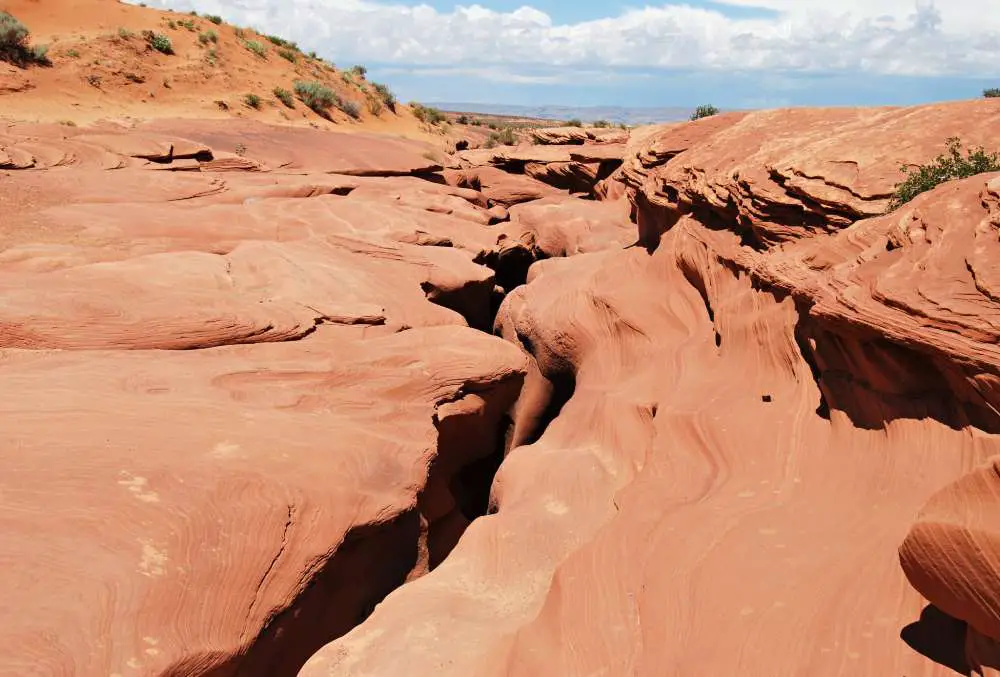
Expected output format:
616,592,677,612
762,394,773,403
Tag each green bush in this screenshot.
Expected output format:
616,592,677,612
198,30,218,45
206,15,223,25
985,88,1000,98
277,47,297,63
412,103,445,125
294,80,337,115
242,39,267,58
178,19,196,31
485,127,517,148
244,93,261,109
456,114,469,124
273,86,294,108
143,31,173,55
690,104,719,120
338,99,361,119
0,12,49,66
266,34,296,49
888,137,1000,210
371,82,396,113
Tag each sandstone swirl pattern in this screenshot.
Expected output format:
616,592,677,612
302,100,1000,676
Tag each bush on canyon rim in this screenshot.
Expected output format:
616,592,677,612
0,12,50,66
985,88,1000,98
690,104,719,120
294,80,337,116
143,31,173,55
888,137,1000,210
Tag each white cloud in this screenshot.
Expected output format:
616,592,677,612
141,0,1000,77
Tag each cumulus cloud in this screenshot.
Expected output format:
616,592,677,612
141,0,1000,77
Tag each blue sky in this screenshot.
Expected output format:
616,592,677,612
146,0,1000,110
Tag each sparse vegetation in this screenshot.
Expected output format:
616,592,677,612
370,82,396,113
412,103,446,125
143,31,174,55
206,47,218,65
66,48,80,58
277,47,297,63
593,119,611,128
338,99,361,119
294,80,337,116
206,15,223,25
366,92,384,116
244,93,262,109
273,86,294,108
485,127,518,148
198,30,218,45
456,114,470,125
242,39,268,58
985,88,1000,98
177,19,196,31
888,137,1000,210
58,119,77,127
350,64,367,78
566,118,583,127
265,34,297,49
0,12,50,67
690,104,720,120
471,118,483,127
117,27,134,39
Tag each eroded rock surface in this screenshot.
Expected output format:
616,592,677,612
0,121,533,675
301,101,1000,676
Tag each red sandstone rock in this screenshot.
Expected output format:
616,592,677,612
900,457,1000,642
301,101,1000,677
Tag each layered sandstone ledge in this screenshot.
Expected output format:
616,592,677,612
5,100,1000,676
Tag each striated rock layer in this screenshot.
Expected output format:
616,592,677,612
302,100,1000,676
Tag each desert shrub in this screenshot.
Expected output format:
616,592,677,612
368,82,396,112
456,114,469,124
273,86,294,108
266,34,296,49
350,64,367,78
366,92,383,116
294,80,337,115
206,14,223,25
566,118,582,127
244,93,261,109
178,19,196,31
277,47,297,63
66,48,80,58
412,103,445,125
887,137,1000,210
485,127,517,148
117,27,134,39
242,39,267,58
0,12,49,66
206,47,218,65
593,119,611,128
338,98,361,119
198,30,218,45
143,31,173,55
985,88,1000,98
471,118,483,126
690,104,719,120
